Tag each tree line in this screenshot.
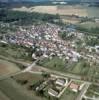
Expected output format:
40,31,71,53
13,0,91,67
0,9,61,25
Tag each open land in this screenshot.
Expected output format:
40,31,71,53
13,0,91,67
0,90,10,100
12,72,79,100
0,43,32,62
38,57,99,82
13,72,43,85
78,21,99,29
0,75,46,100
0,59,20,76
61,88,78,100
0,6,99,100
38,57,90,76
9,72,46,100
12,5,99,18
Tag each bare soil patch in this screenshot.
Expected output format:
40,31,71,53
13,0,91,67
0,59,20,76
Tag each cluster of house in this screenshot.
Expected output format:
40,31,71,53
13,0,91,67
95,18,99,22
48,78,68,97
34,75,85,98
48,79,85,98
69,81,85,93
52,1,67,5
2,23,82,62
84,45,99,63
1,22,99,64
86,45,99,54
35,76,68,98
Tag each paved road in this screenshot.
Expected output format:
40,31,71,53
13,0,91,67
0,55,99,89
0,56,98,86
22,59,39,72
33,65,81,80
0,55,99,100
0,55,30,81
57,80,72,98
76,83,90,100
0,55,99,84
22,62,36,72
84,95,99,100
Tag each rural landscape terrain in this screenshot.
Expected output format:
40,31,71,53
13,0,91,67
0,0,99,100
13,5,99,17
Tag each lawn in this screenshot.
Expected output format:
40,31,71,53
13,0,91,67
60,88,78,100
0,59,20,76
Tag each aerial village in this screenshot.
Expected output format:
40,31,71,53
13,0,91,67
0,22,99,63
0,22,99,100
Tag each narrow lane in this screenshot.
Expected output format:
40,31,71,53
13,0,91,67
76,83,90,100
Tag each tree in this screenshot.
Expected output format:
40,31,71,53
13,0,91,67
42,72,50,78
16,80,28,85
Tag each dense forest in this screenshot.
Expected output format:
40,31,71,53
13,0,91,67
0,9,61,25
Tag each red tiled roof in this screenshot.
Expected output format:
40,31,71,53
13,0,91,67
69,83,79,90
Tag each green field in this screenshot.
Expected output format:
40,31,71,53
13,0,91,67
85,85,99,98
13,72,43,85
78,21,99,29
61,88,78,100
0,43,32,61
13,72,80,100
37,57,67,72
86,7,99,18
0,75,46,100
38,57,90,76
37,57,99,82
13,72,47,100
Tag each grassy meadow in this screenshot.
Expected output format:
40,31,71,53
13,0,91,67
0,78,39,100
78,21,99,29
37,57,99,81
